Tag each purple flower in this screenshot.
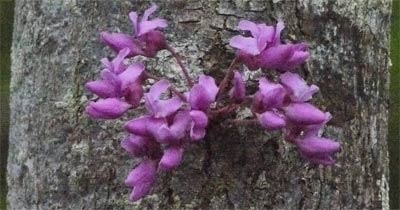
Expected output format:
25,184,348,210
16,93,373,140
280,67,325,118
257,111,286,130
252,78,286,113
230,20,309,71
125,160,157,201
121,135,149,157
295,136,340,165
145,80,182,118
101,4,168,58
85,98,131,119
189,110,208,141
229,71,246,103
100,32,144,57
283,103,326,125
129,4,168,37
85,59,145,108
189,75,219,111
280,72,319,102
259,43,309,72
159,147,184,171
229,20,279,56
125,116,151,136
151,111,191,144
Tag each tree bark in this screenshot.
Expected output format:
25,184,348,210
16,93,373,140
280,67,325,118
7,0,392,209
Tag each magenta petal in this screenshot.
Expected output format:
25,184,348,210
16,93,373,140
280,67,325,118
146,117,168,140
85,80,119,98
271,21,285,45
155,111,190,144
142,4,158,21
138,19,168,36
169,111,191,140
229,71,246,103
118,62,145,91
129,181,154,202
296,136,340,155
159,147,183,171
145,80,182,117
230,35,260,55
237,20,259,37
125,160,157,187
100,32,143,57
121,135,148,157
257,111,286,130
129,11,139,33
125,116,150,136
199,75,219,99
258,78,286,109
85,98,131,119
155,97,182,118
124,82,144,108
259,44,293,70
284,103,326,125
111,48,130,74
256,24,274,51
280,72,319,102
189,110,208,141
304,112,332,137
189,75,218,111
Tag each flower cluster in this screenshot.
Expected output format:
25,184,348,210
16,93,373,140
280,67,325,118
85,4,340,202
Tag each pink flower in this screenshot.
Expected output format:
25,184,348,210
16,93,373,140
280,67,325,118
144,80,182,118
189,75,219,111
230,20,309,71
125,160,157,201
229,71,246,103
85,98,131,119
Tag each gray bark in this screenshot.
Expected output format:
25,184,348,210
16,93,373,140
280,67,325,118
7,0,392,209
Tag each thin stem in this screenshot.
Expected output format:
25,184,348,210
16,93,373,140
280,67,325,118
166,44,194,87
144,72,187,102
216,57,239,100
209,104,239,119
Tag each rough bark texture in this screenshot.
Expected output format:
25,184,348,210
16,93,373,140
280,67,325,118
7,0,391,209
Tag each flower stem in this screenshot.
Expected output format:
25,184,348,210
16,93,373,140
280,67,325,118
216,57,239,100
144,72,187,102
209,104,239,118
166,44,194,87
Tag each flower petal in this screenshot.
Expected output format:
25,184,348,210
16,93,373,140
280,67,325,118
138,18,168,36
237,20,259,37
258,78,286,109
118,62,145,91
230,35,260,55
85,98,131,119
280,72,319,102
229,71,246,103
110,48,130,74
159,147,183,171
125,160,157,187
284,103,326,125
125,116,150,136
257,111,286,130
85,80,119,98
189,110,208,141
100,32,143,57
121,135,149,157
296,136,340,155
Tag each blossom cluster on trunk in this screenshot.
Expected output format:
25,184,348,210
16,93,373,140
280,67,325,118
84,4,340,202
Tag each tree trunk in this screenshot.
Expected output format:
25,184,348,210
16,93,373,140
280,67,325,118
7,0,392,209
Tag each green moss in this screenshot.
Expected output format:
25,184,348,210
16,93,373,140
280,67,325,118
389,0,400,209
0,1,14,209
